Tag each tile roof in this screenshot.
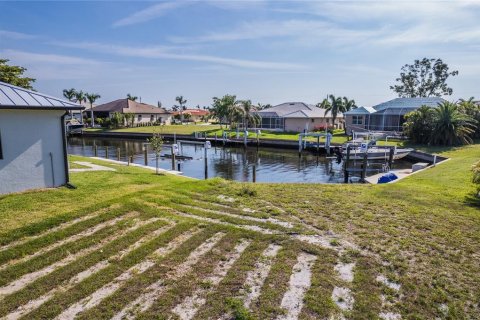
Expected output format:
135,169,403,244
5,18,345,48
92,99,170,114
172,109,209,116
256,102,339,118
0,81,82,109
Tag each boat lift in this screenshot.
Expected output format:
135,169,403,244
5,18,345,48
298,132,332,156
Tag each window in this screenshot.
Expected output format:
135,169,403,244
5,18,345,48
150,115,155,122
0,130,3,160
311,119,315,123
137,114,142,122
352,115,363,125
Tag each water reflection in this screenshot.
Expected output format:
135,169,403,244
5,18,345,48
67,137,412,184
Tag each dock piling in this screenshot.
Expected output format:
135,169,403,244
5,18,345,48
171,146,176,170
117,148,121,161
94,145,97,157
105,146,109,159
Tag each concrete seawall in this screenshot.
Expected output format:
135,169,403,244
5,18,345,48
78,131,445,163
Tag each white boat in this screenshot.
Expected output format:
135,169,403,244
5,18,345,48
341,131,412,160
342,146,413,160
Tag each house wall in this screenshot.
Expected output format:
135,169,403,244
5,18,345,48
284,117,343,132
345,115,367,135
0,109,67,194
112,113,172,125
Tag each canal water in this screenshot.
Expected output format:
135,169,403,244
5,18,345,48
67,137,413,183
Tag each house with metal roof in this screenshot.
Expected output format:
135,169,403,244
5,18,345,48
91,99,172,125
0,81,84,194
255,102,343,132
344,97,445,135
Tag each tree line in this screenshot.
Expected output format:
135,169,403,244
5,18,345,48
403,99,479,146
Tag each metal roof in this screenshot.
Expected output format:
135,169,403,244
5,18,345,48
0,82,83,110
343,106,376,115
372,97,445,111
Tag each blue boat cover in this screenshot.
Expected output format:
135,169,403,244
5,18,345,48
378,172,399,184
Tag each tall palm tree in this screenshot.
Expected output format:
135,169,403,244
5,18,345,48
127,94,138,101
75,90,86,123
63,88,77,120
430,101,476,145
86,93,101,128
175,96,187,123
318,94,345,129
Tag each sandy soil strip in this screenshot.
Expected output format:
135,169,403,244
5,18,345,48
172,239,251,320
377,275,402,320
0,217,158,297
292,234,357,253
3,222,175,320
111,232,226,320
0,205,121,253
54,227,201,320
334,262,355,283
242,244,282,308
331,287,354,311
0,212,135,271
276,252,317,320
379,311,402,320
145,202,279,235
178,204,294,229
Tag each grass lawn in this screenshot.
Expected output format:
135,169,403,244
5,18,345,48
86,124,222,135
0,144,478,319
85,124,413,147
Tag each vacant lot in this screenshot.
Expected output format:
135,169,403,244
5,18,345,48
0,144,478,319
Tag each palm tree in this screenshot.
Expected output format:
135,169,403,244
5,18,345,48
430,101,476,145
63,88,76,101
318,94,345,129
238,100,261,129
403,105,436,144
175,96,187,123
210,95,239,129
343,97,356,112
86,93,101,128
74,90,86,123
127,94,138,101
63,88,77,120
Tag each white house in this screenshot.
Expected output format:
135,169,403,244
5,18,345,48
0,82,84,194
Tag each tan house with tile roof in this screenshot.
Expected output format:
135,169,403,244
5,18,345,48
91,99,172,124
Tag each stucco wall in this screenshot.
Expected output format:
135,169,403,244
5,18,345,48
0,109,67,194
345,115,367,135
284,117,343,132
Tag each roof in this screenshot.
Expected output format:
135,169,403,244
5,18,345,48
92,99,170,114
0,82,83,110
343,106,376,115
372,97,445,111
256,102,340,118
172,109,209,116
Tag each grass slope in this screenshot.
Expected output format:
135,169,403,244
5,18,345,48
0,144,478,319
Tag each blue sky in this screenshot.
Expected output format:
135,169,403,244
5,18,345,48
1,1,479,108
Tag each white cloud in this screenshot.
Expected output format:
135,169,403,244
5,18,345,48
1,49,103,65
112,1,188,27
52,41,305,70
0,30,37,40
171,1,480,48
1,49,109,80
